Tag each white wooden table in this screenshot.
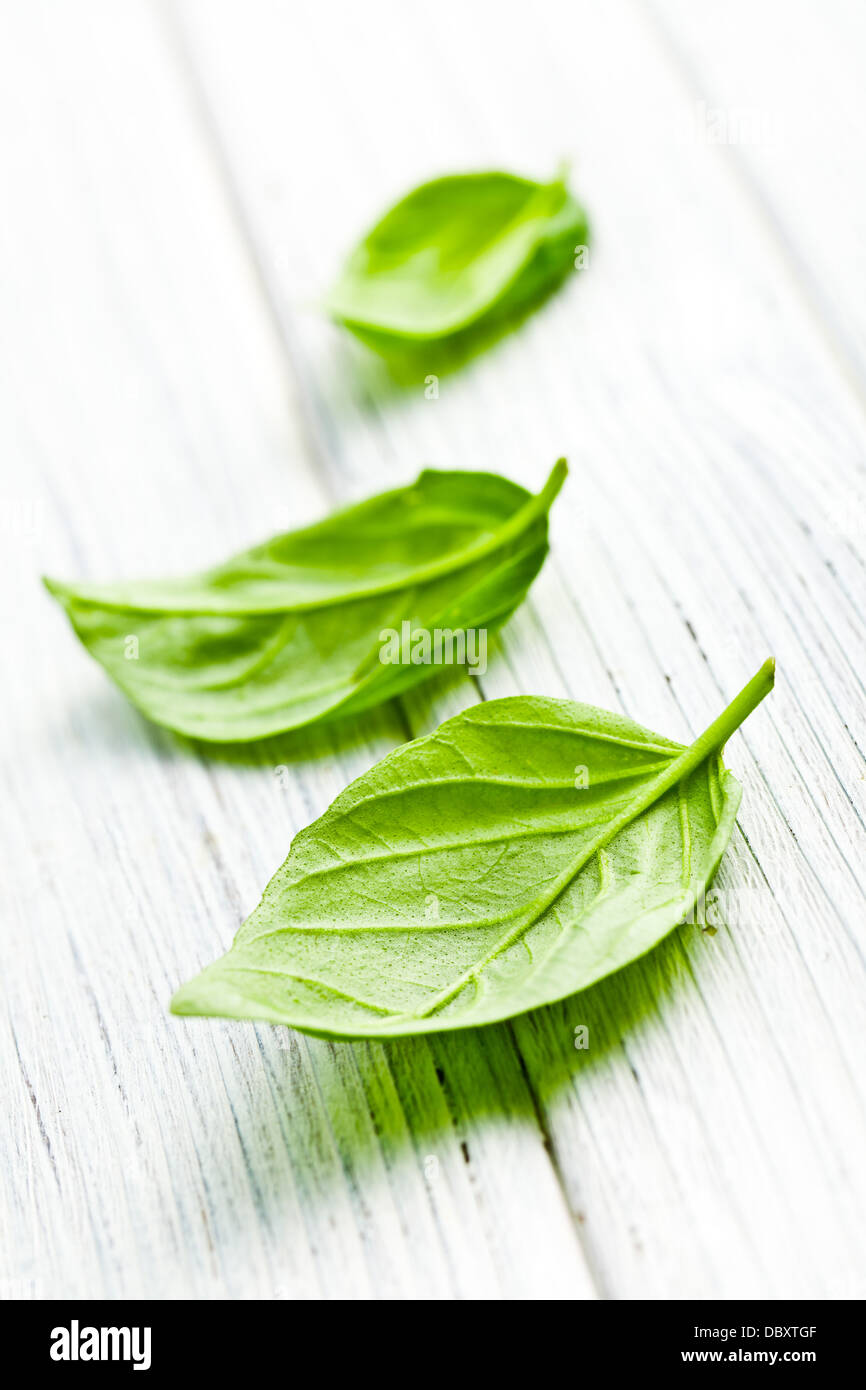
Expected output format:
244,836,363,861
2,0,865,1300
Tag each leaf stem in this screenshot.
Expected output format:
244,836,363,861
623,658,775,812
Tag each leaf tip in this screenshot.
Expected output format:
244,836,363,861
747,657,775,705
169,984,195,1016
545,456,568,499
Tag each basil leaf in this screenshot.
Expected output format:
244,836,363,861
171,661,775,1038
45,462,565,742
328,171,588,354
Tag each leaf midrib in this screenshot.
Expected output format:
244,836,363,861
402,662,775,1021
47,461,565,617
262,770,677,898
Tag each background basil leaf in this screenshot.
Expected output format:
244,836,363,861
172,661,774,1038
328,170,588,354
44,462,565,742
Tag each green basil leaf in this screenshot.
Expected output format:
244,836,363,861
45,462,565,742
328,170,588,353
171,661,775,1038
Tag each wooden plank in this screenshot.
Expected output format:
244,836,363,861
650,0,866,402
174,0,866,1296
0,0,594,1298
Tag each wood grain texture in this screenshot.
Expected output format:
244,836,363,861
651,0,866,399
1,0,864,1299
0,0,592,1300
